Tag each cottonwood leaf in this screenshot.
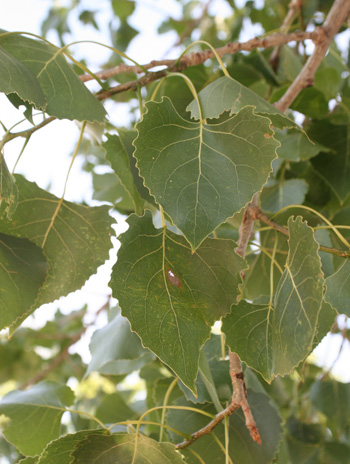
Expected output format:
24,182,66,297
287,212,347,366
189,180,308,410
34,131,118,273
0,46,45,109
0,30,106,122
0,175,115,332
72,432,185,463
0,381,74,456
86,309,154,377
95,392,137,424
310,380,350,430
223,216,324,381
0,154,18,219
110,211,245,393
309,120,350,203
261,178,308,213
186,75,298,129
134,98,279,250
103,133,144,214
167,391,282,464
0,233,48,329
325,260,350,316
274,130,331,162
37,430,106,464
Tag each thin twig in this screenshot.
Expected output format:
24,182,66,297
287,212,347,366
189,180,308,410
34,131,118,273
81,30,318,84
251,206,350,258
274,0,350,112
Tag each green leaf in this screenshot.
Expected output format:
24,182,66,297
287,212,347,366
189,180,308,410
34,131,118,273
71,432,185,463
178,335,231,406
310,380,350,430
0,233,48,330
0,175,115,332
309,120,350,203
110,211,245,393
0,153,18,219
167,391,282,464
314,300,336,346
37,430,106,464
186,75,298,130
0,30,106,122
95,392,137,424
134,99,279,249
261,179,308,213
223,216,324,381
0,46,45,109
112,0,135,21
0,381,74,456
86,309,154,377
275,130,330,162
103,133,144,214
325,259,350,316
291,87,329,119
92,172,135,213
243,229,288,302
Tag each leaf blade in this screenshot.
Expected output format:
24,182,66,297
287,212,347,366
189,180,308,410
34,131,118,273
110,211,245,393
134,98,279,249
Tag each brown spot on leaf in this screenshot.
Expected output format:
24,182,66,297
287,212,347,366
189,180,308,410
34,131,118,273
166,268,182,287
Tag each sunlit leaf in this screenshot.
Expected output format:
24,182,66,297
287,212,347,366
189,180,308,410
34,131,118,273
134,99,279,249
186,75,299,129
0,233,48,330
0,30,106,122
72,432,186,463
0,381,74,456
0,175,115,332
110,211,245,393
223,216,324,381
86,309,154,377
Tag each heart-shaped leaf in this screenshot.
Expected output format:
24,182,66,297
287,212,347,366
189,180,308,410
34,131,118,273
72,432,186,463
110,211,245,393
134,98,279,249
0,233,48,329
0,175,115,332
223,216,324,381
0,30,106,122
0,381,74,456
186,75,299,129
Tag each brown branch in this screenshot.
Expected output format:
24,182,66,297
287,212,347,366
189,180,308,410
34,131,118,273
175,352,261,450
252,206,350,258
274,0,350,112
269,0,304,68
81,30,318,84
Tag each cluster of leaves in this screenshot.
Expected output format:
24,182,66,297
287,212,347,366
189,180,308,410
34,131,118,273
1,0,350,462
